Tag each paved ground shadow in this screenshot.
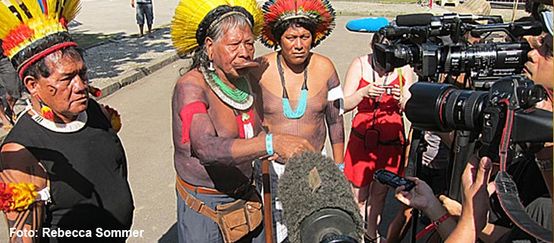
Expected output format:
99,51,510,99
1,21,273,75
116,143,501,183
158,222,177,243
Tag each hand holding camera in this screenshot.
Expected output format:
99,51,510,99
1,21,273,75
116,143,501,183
360,82,386,99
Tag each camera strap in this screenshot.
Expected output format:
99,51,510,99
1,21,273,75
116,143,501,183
494,107,552,242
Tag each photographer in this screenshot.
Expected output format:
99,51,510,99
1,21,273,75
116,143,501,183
394,156,492,242
395,9,553,242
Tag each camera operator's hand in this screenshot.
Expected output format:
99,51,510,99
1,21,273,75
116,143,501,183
461,156,492,230
395,177,438,212
272,134,315,163
446,156,492,243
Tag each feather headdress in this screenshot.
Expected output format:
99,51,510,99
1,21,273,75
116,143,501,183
171,0,263,56
261,0,335,48
0,0,81,78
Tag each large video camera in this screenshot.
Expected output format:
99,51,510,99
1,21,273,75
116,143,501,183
405,76,552,160
373,13,543,88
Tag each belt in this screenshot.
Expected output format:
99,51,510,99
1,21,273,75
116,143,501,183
175,177,218,221
351,129,365,141
176,176,224,195
350,128,404,146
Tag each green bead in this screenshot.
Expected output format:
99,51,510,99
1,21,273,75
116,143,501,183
210,72,250,103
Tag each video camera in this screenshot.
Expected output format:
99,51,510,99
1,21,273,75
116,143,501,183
373,13,543,88
405,76,552,160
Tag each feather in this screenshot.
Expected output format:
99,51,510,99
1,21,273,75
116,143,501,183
171,0,263,55
8,0,29,21
0,0,80,58
61,0,79,22
261,0,335,48
0,4,21,38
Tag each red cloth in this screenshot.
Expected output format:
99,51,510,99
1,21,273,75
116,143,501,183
235,109,255,139
344,76,406,187
179,101,207,144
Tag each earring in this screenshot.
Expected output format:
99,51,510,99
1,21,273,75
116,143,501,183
38,99,54,120
208,61,215,71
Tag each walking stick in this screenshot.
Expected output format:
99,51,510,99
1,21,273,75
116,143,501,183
262,159,274,243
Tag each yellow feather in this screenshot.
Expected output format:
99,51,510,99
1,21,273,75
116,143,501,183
47,0,56,18
8,0,29,21
20,0,43,21
0,3,21,38
61,0,79,22
171,0,262,55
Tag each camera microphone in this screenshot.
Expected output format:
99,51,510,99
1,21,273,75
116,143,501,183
396,13,503,27
396,13,434,26
346,17,390,33
279,152,363,243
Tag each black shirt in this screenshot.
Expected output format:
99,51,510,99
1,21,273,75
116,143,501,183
2,99,134,242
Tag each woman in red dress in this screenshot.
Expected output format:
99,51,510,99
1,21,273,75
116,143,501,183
343,33,415,241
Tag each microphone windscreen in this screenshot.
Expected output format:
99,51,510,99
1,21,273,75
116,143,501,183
396,13,433,26
346,17,390,33
279,152,363,243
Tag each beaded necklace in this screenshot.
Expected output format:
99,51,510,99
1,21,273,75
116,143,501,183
276,54,308,119
200,66,253,111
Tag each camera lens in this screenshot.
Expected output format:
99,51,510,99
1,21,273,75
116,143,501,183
441,89,488,131
405,82,487,131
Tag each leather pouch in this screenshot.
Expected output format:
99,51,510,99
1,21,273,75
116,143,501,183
215,191,262,243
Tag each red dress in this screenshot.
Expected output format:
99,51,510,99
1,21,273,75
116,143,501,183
344,76,406,187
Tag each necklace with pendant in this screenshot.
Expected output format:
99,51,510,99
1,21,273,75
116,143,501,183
201,66,253,111
277,54,308,119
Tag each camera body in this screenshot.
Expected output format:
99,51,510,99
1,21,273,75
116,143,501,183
373,13,542,86
374,42,530,88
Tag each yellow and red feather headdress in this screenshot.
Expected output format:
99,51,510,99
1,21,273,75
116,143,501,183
171,0,263,56
0,0,80,78
261,0,335,48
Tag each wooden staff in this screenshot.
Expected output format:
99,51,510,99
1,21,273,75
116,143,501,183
262,159,274,243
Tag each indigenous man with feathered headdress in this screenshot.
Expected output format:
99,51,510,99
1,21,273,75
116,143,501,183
170,0,314,242
249,0,344,241
0,0,133,242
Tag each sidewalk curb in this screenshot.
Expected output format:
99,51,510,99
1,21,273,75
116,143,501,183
91,51,180,99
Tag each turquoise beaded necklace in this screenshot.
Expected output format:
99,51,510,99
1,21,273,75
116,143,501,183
276,54,308,119
200,67,253,111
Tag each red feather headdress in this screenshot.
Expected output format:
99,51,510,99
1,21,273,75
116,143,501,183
261,0,335,48
0,0,81,79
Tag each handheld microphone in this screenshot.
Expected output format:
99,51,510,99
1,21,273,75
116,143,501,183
346,17,389,33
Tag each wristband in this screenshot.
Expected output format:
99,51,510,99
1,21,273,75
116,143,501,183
416,213,450,240
336,163,345,172
265,133,274,156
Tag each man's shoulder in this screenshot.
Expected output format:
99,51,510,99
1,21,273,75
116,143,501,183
309,53,336,78
309,53,335,69
175,69,206,88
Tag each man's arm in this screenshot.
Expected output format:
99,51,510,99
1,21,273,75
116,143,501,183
1,143,47,243
325,70,345,163
174,80,313,167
